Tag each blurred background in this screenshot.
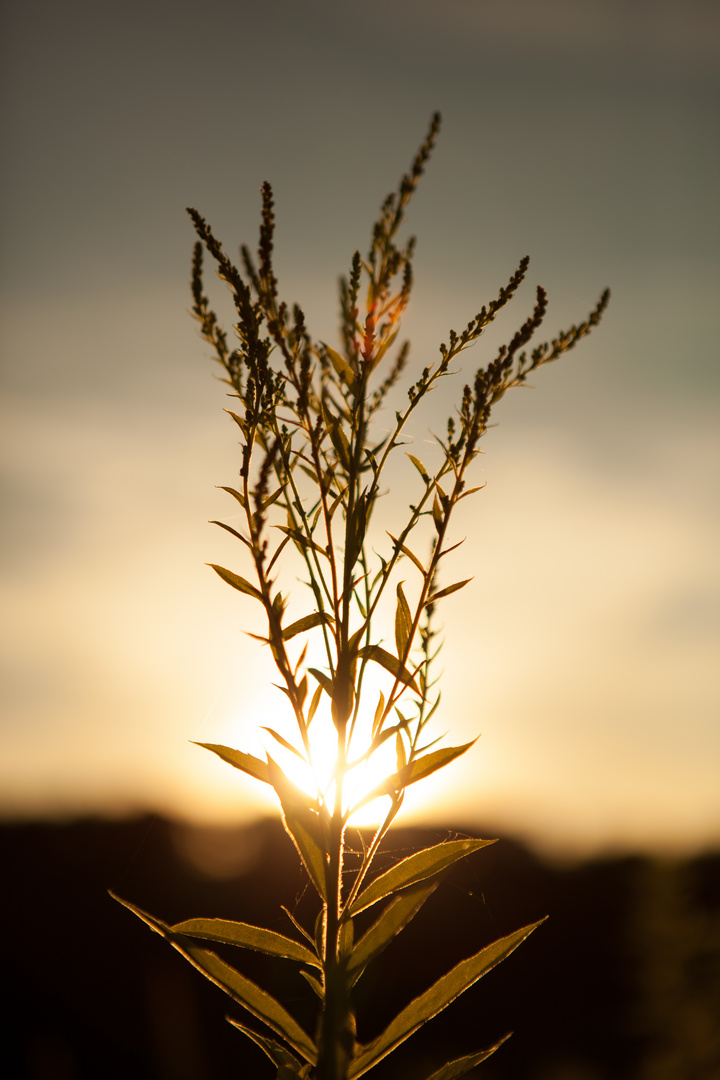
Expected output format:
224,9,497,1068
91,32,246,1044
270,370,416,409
1,1,719,1076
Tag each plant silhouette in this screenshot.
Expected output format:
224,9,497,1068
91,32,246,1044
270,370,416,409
115,113,609,1080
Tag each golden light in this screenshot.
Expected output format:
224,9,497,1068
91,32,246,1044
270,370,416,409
261,675,412,828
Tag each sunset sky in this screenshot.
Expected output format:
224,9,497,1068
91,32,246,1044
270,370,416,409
1,0,718,857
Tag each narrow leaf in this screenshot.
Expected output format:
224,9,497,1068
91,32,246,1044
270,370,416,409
387,533,426,575
218,484,246,508
372,691,386,737
170,918,321,968
210,519,252,547
394,582,413,659
406,454,429,482
357,645,419,694
282,612,331,640
432,493,443,533
421,1037,512,1080
261,487,285,511
348,921,544,1077
347,879,439,985
307,684,323,725
457,484,486,501
426,578,473,606
193,742,271,786
209,563,263,600
351,742,477,816
349,837,494,916
112,894,317,1065
268,759,328,900
308,667,334,698
261,727,305,760
396,731,407,771
224,411,249,439
298,969,324,999
323,343,356,389
226,1020,309,1077
327,418,351,471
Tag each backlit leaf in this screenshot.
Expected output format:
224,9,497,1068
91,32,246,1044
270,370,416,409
348,921,544,1077
421,1037,512,1080
308,667,334,698
268,759,328,901
348,837,494,916
323,343,356,390
209,563,263,600
406,454,429,482
387,533,426,576
112,894,317,1065
307,684,323,724
170,918,321,968
218,484,246,508
394,582,413,658
226,1020,310,1078
193,742,271,785
372,691,386,737
347,879,439,985
357,645,419,694
432,493,443,533
282,612,332,640
210,519,252,547
350,741,476,815
426,578,473,606
261,727,305,760
261,487,285,511
328,418,351,471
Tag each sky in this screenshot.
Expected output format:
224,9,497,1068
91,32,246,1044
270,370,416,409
1,0,718,857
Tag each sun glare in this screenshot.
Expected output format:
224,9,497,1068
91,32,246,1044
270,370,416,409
263,691,405,828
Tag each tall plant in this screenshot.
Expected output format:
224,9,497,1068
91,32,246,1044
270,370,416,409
115,114,608,1079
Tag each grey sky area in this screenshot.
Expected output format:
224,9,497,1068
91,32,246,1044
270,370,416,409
1,0,718,854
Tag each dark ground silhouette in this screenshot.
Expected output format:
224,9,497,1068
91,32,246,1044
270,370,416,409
2,816,719,1079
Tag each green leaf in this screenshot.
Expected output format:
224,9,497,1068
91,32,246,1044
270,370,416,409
347,879,439,985
208,563,263,600
308,667,334,698
226,1020,311,1078
350,741,477,817
387,533,426,576
193,742,271,785
307,684,323,724
406,454,430,482
327,417,351,471
426,578,473,606
421,1037,512,1080
399,740,476,786
372,691,386,737
282,612,332,640
357,645,419,694
432,493,443,533
348,921,544,1077
170,918,321,969
323,343,356,390
275,525,327,559
210,519,252,547
262,727,305,760
349,837,494,916
111,894,317,1065
299,969,324,999
268,759,328,901
261,486,285,512
394,582,413,659
224,411,250,439
217,484,247,508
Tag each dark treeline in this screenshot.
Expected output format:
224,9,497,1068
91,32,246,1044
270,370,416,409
2,816,719,1079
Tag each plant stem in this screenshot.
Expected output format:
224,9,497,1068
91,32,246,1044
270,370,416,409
318,736,352,1080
